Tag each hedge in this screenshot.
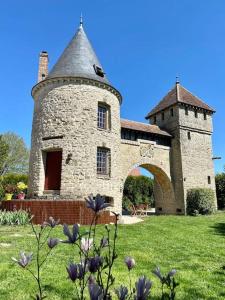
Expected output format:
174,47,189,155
186,188,216,215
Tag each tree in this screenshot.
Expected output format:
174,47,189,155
0,135,9,174
215,170,225,209
0,132,29,175
123,175,154,210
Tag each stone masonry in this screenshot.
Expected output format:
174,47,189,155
28,22,217,215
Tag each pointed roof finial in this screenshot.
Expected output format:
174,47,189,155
79,13,83,28
176,75,180,84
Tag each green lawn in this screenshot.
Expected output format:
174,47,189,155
1,213,225,299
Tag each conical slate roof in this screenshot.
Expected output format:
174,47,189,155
48,23,110,84
145,82,215,119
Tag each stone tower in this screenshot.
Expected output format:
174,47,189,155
146,80,216,213
28,21,122,211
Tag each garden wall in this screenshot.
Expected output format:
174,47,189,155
0,200,116,225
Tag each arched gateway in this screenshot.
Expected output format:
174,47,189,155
120,122,177,214
26,21,217,219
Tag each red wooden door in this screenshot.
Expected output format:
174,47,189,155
44,151,62,190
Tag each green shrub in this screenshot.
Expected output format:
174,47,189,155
122,196,133,211
0,183,4,199
215,173,225,209
1,173,28,186
0,209,30,225
123,175,154,207
186,188,216,215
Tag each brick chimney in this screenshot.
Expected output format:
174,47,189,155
38,51,49,82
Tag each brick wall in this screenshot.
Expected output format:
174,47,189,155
1,200,116,225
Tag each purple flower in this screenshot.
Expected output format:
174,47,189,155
47,238,59,249
100,237,109,248
62,224,79,244
152,267,164,282
43,216,60,228
66,263,85,282
12,252,33,268
86,194,111,213
124,256,135,270
152,267,177,284
88,275,96,285
115,285,128,300
168,269,177,277
88,283,103,300
87,256,103,273
81,237,93,252
134,276,152,300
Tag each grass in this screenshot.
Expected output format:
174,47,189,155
1,213,225,299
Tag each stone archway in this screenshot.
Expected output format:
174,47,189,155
122,161,176,214
119,140,182,214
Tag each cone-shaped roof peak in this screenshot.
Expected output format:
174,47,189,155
48,24,109,84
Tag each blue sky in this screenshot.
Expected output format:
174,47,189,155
0,0,224,173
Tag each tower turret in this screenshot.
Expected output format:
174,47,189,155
146,81,216,213
28,21,122,212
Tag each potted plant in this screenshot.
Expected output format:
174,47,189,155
4,184,16,200
16,182,27,200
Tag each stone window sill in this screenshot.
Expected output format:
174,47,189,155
97,128,111,133
97,175,111,180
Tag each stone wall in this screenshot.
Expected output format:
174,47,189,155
120,139,177,214
29,76,216,216
29,78,122,212
149,104,216,212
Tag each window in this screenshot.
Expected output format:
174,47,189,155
208,176,211,184
204,112,207,120
153,116,157,124
185,107,188,115
187,131,191,140
98,105,110,129
93,64,104,77
97,147,110,175
170,108,174,117
161,112,164,121
195,110,198,118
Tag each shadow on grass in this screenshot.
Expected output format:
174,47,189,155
211,222,225,236
44,284,73,299
182,288,218,300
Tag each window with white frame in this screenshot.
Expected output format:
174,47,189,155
98,104,110,129
97,147,110,175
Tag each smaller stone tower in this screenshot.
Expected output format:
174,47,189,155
146,80,216,213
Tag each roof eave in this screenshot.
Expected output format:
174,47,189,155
31,76,122,103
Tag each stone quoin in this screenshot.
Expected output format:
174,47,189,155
28,20,217,215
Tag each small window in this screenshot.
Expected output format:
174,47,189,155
153,116,157,124
42,73,46,79
185,107,188,115
204,112,207,120
104,196,113,205
208,176,211,184
195,110,198,118
97,147,110,176
170,108,174,117
98,104,110,129
161,112,164,121
93,64,104,77
187,132,191,140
